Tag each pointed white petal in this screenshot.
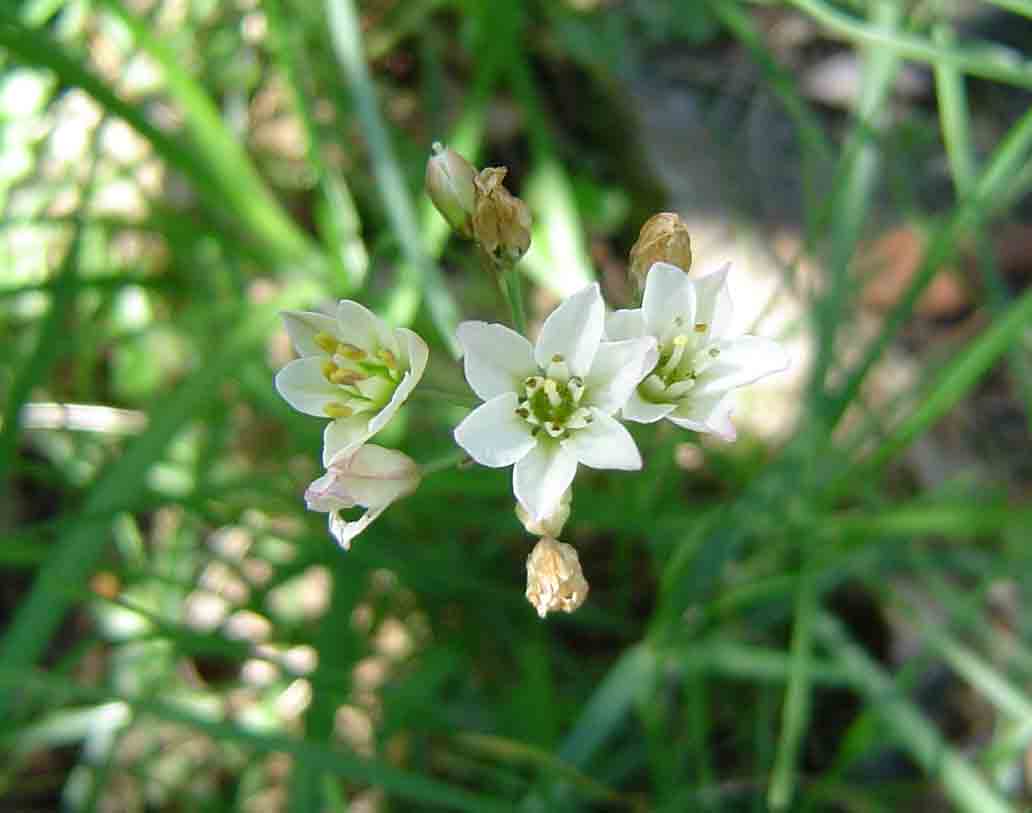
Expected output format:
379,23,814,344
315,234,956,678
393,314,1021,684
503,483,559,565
642,262,695,338
456,321,536,401
513,441,579,522
692,263,733,340
692,336,789,398
328,505,385,550
667,393,737,441
323,416,373,466
281,310,339,357
605,309,646,341
336,300,395,354
534,283,604,377
453,392,536,467
622,389,677,424
275,357,341,417
395,327,430,381
584,337,658,414
562,409,642,470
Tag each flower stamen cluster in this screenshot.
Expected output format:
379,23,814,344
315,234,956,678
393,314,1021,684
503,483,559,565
515,364,593,439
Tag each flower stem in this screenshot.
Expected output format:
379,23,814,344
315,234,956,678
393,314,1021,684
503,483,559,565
411,387,478,409
503,265,527,336
420,449,468,475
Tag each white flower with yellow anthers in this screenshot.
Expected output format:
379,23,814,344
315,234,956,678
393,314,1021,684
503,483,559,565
304,444,421,549
607,262,789,441
275,303,429,465
453,283,657,523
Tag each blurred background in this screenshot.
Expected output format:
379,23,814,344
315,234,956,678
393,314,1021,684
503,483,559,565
2,0,1032,810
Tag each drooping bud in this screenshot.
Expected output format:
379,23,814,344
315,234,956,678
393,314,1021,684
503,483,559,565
515,488,571,539
525,537,589,619
629,212,693,289
425,142,477,238
472,167,532,266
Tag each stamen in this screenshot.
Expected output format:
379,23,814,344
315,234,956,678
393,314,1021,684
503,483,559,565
708,347,720,358
567,376,584,403
377,349,399,369
338,343,366,361
546,355,570,382
544,421,565,438
665,379,696,399
321,360,338,381
323,403,354,418
565,407,592,429
331,369,366,386
314,332,339,354
660,334,689,379
694,322,708,333
523,376,543,397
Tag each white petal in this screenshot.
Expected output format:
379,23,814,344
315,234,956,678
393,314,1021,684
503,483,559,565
534,283,604,378
328,505,385,550
693,263,733,339
667,393,737,441
583,337,658,414
622,390,676,424
513,441,579,522
562,409,642,470
336,300,395,354
275,357,341,417
453,392,536,468
395,327,430,381
456,321,535,401
323,415,373,466
313,445,421,509
605,309,645,341
305,469,357,512
281,310,339,357
692,336,789,398
642,262,695,338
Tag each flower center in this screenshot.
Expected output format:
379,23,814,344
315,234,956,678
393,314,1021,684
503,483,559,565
314,332,402,419
514,361,592,440
640,327,720,403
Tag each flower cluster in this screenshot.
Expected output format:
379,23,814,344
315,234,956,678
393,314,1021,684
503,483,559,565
272,145,789,619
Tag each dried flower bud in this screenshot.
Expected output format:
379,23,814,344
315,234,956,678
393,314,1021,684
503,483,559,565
525,537,589,619
472,167,532,266
425,142,477,238
515,489,571,539
629,212,693,288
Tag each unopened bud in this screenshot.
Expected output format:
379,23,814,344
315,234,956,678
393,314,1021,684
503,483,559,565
425,142,477,238
629,212,693,288
472,167,532,266
515,489,571,538
525,537,589,619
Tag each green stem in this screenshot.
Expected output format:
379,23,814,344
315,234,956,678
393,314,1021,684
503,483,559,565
420,449,468,476
503,265,528,336
410,388,478,409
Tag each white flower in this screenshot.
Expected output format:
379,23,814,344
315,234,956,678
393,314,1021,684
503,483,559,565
275,302,429,466
607,262,789,441
453,283,657,522
304,444,421,549
525,537,589,618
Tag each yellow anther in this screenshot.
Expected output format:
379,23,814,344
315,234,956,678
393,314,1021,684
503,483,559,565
314,332,339,354
694,323,708,333
323,403,355,418
321,360,339,380
331,369,365,386
376,349,398,369
338,343,366,361
673,334,689,346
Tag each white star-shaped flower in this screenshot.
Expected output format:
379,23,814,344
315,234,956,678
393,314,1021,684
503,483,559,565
275,302,429,466
608,262,789,441
453,283,657,522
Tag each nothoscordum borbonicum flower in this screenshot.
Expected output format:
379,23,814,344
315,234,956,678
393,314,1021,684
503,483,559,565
453,283,657,522
305,444,422,549
275,303,429,466
607,262,789,441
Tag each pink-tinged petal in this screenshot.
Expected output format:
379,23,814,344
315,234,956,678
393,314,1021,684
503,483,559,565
513,441,579,522
692,336,789,399
305,469,358,512
323,415,373,466
456,321,535,401
328,505,385,550
605,308,646,341
561,409,642,470
534,283,604,378
642,262,695,338
622,390,677,424
667,393,737,442
336,300,396,354
453,392,536,468
584,337,658,414
281,310,339,357
692,263,733,340
275,357,341,417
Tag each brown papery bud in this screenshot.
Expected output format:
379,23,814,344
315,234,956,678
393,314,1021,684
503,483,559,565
472,167,532,266
629,212,693,288
425,142,477,238
525,537,589,619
